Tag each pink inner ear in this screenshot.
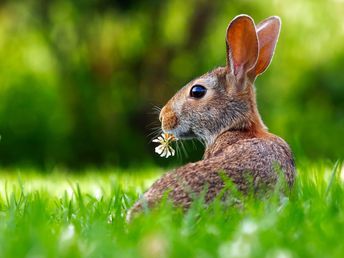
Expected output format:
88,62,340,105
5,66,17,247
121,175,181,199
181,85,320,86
234,64,240,76
251,17,281,77
234,64,246,84
226,15,259,84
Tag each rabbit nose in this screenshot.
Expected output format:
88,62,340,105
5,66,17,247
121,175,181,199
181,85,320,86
159,105,178,130
159,105,169,123
159,108,164,122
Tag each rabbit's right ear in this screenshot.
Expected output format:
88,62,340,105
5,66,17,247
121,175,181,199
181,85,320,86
226,15,259,90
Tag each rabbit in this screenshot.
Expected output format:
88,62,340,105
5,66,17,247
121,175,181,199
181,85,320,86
127,15,295,220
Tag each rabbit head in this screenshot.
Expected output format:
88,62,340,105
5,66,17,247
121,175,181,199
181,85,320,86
159,15,281,145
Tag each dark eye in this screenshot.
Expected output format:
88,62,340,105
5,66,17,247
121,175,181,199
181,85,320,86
190,85,207,99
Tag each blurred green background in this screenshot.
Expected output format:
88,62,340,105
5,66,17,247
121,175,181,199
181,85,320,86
0,0,343,169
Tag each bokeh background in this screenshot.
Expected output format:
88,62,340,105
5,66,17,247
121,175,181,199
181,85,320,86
0,0,343,169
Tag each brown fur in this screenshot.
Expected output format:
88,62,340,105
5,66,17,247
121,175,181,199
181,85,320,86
160,104,178,131
127,15,295,221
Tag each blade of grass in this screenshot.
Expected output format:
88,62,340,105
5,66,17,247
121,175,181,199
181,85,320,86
325,160,341,197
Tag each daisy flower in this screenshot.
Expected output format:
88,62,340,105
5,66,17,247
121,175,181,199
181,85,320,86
153,133,177,158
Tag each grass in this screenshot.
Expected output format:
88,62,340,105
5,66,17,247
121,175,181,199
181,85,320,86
0,161,343,258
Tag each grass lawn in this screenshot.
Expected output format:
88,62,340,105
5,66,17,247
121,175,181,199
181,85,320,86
0,161,343,258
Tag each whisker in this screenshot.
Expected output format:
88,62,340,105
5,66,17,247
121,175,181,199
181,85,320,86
150,105,162,115
146,122,160,130
147,130,161,139
179,140,189,159
176,140,186,162
147,125,162,132
148,129,163,142
175,141,182,161
153,105,162,112
199,138,206,148
191,139,198,150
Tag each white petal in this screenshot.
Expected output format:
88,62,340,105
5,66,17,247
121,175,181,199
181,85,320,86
160,147,168,157
165,151,171,158
152,139,160,143
170,147,175,156
155,145,164,154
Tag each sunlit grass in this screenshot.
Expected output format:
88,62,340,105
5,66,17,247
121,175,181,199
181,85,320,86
0,167,162,200
0,161,343,258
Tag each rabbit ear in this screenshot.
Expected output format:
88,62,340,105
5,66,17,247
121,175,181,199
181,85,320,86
249,16,281,78
226,15,259,90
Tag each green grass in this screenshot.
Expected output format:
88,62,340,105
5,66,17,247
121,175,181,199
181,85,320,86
0,161,343,258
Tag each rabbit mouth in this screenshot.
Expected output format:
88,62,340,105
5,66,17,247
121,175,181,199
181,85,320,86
164,127,196,139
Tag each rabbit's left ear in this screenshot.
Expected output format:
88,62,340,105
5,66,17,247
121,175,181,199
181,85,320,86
226,15,259,90
249,16,281,78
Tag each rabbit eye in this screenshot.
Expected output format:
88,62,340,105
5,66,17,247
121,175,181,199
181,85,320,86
190,85,207,99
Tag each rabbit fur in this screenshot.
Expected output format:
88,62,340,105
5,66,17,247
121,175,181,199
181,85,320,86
127,15,295,220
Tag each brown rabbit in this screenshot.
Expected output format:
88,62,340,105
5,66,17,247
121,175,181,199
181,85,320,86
128,15,295,220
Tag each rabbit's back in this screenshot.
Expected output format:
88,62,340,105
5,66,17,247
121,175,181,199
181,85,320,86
132,132,294,213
